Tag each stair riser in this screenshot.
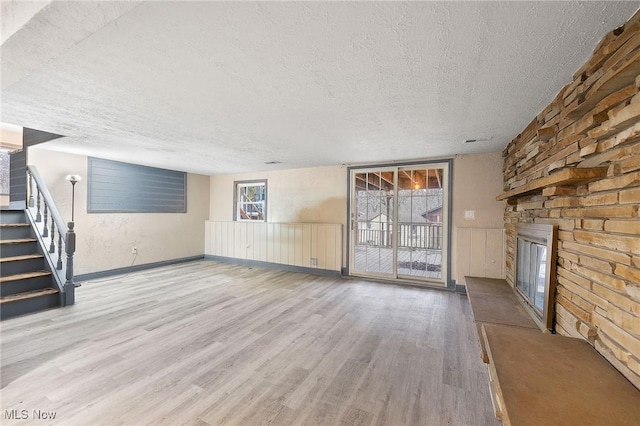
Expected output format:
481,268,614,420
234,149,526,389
1,242,39,257
1,258,46,276
0,212,26,224
1,293,59,320
1,276,53,297
0,226,33,240
0,211,63,320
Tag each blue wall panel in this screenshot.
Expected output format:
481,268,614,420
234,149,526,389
88,158,186,213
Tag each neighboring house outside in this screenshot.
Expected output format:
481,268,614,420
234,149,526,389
424,206,442,223
356,189,443,249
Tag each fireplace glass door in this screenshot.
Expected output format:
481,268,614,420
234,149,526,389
516,238,547,313
514,224,557,331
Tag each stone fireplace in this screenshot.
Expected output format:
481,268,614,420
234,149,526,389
498,8,640,389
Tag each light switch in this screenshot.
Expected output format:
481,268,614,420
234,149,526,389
464,210,475,220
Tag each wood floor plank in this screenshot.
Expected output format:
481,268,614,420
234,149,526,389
0,261,498,425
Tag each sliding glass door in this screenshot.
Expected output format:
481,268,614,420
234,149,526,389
351,168,397,279
349,162,449,286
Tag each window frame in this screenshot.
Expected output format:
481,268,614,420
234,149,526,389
233,179,267,222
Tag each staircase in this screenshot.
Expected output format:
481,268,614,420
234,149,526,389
1,210,60,319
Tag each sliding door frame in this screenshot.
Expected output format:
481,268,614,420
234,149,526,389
346,158,454,290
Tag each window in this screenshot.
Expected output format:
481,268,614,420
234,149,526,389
88,157,186,213
234,180,266,221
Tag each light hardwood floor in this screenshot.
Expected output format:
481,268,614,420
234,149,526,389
1,261,499,425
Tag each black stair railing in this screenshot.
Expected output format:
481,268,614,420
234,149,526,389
26,165,75,306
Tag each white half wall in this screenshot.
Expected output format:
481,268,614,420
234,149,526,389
456,228,506,282
205,221,342,272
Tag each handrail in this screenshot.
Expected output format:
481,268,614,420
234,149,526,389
27,165,67,240
26,165,75,306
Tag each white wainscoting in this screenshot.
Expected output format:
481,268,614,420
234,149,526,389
205,221,343,272
456,228,506,284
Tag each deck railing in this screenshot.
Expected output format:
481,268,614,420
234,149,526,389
356,223,443,250
26,165,75,305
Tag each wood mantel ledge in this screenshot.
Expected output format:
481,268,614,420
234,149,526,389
496,167,608,202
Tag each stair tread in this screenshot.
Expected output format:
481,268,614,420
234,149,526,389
0,238,37,244
0,254,44,263
0,271,52,283
0,223,30,228
0,288,59,304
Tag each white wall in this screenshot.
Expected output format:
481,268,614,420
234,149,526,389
209,152,504,283
451,151,506,284
210,164,348,266
0,122,23,150
28,147,210,275
26,146,501,279
210,165,347,223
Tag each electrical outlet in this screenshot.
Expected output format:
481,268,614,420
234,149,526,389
310,258,317,266
131,246,137,254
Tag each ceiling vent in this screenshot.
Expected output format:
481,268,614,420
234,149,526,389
463,137,491,144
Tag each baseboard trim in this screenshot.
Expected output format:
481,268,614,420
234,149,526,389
204,255,342,278
74,255,205,281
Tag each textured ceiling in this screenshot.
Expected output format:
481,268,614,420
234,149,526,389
1,1,638,175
